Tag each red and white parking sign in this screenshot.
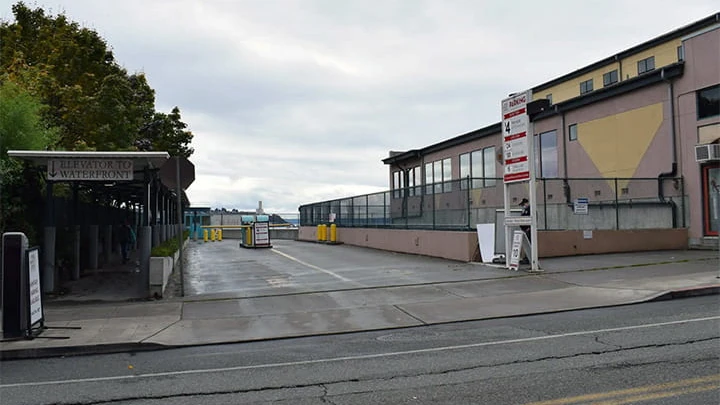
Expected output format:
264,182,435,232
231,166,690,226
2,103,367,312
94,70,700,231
501,92,531,183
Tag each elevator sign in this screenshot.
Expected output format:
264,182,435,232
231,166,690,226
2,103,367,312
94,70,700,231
47,159,134,181
502,92,531,183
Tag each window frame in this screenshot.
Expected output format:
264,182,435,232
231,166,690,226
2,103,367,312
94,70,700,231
602,70,618,87
697,84,720,120
580,79,593,95
637,56,655,75
568,123,578,142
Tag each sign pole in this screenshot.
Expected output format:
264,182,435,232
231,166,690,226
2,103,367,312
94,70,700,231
528,120,540,272
175,156,185,297
501,90,540,272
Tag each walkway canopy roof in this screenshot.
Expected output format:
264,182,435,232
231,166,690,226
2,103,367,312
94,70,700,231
7,150,170,170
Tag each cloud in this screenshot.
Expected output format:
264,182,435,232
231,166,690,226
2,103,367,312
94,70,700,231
10,0,719,212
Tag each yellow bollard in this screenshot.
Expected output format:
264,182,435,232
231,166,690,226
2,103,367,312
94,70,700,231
317,224,322,242
246,226,252,246
330,224,337,243
211,228,216,242
203,229,209,243
218,228,223,241
321,224,328,241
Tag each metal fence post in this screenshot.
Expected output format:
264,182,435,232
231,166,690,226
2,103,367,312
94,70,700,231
383,192,387,226
614,178,620,230
432,182,436,230
543,178,548,230
466,178,471,230
365,195,369,227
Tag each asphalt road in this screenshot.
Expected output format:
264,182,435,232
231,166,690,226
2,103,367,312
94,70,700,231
2,296,718,405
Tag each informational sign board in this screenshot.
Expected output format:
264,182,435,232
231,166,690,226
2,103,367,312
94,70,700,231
509,231,524,270
476,224,495,264
27,247,43,326
574,197,589,215
505,216,532,227
502,92,531,183
254,222,270,245
47,159,134,181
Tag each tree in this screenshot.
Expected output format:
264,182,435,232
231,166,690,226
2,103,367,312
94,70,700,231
139,106,195,157
0,81,59,239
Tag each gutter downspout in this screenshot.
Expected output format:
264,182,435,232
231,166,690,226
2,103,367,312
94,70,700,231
559,106,572,204
658,67,678,228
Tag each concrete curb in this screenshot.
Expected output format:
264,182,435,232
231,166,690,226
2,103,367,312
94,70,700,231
0,342,168,361
649,284,720,301
3,285,718,361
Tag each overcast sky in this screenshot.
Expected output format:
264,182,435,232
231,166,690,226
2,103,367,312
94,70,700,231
3,1,718,213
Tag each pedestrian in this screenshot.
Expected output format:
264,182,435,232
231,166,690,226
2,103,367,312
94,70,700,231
519,198,531,242
119,220,136,264
519,198,531,265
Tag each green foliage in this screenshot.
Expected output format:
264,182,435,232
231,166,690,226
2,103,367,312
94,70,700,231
151,230,191,257
0,81,58,238
0,1,194,156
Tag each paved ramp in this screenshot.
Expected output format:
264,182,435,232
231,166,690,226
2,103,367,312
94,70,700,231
182,240,511,298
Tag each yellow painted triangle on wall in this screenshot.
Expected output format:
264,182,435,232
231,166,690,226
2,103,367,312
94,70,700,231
577,103,663,190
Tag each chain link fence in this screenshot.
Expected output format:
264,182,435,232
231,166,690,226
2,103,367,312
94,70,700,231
299,177,685,231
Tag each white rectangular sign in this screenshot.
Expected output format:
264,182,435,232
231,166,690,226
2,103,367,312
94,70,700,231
47,159,134,181
509,230,524,270
502,91,531,184
574,197,589,215
28,248,43,325
505,216,532,226
254,222,270,245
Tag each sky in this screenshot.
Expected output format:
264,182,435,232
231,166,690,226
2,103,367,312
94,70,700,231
2,1,718,214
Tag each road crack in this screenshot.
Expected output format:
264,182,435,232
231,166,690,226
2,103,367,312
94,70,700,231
45,336,719,405
594,335,623,349
319,383,338,405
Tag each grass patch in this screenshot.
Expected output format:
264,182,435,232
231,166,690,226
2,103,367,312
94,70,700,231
151,230,190,257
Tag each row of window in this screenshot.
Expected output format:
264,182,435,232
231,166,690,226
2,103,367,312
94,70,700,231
392,82,718,194
392,133,562,195
549,56,659,101
578,56,655,96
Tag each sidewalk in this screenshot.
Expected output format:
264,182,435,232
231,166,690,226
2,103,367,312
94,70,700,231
1,249,718,360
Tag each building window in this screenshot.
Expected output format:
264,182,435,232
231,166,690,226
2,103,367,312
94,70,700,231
460,147,496,189
637,56,655,74
677,45,684,61
580,79,593,95
409,166,420,196
392,170,403,198
697,85,720,120
546,94,552,105
483,147,496,187
442,158,452,192
603,70,618,87
460,153,471,189
568,124,578,141
426,158,452,194
424,163,433,195
534,130,558,178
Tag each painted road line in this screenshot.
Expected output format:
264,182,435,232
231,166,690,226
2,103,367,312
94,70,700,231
523,374,720,404
2,315,718,389
270,248,359,284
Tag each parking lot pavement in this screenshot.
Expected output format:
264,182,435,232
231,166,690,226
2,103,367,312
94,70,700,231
182,239,518,298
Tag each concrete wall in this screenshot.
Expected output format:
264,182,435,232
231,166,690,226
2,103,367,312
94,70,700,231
537,228,688,257
299,226,478,262
299,226,689,262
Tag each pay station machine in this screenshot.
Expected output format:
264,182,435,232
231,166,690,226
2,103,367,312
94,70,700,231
239,215,272,249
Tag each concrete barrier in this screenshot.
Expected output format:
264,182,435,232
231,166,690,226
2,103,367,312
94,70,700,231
149,238,188,298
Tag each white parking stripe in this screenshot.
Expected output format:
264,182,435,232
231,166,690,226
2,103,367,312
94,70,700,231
2,315,718,389
270,248,357,283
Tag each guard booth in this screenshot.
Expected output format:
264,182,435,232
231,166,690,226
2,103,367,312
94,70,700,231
239,215,272,248
184,207,211,240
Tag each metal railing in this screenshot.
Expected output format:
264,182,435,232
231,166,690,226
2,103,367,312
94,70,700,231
299,177,686,231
